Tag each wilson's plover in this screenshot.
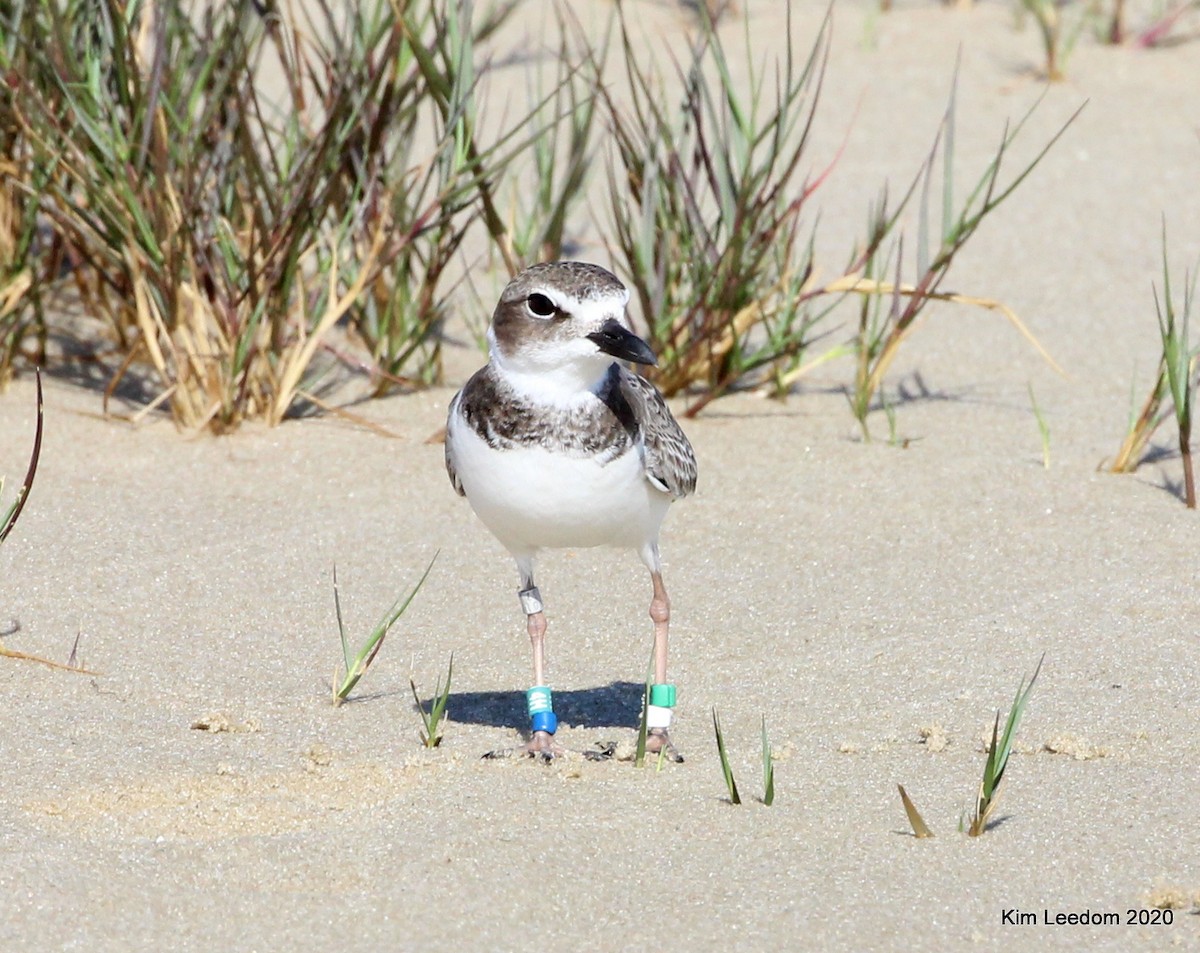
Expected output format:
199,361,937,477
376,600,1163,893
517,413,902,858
445,261,697,760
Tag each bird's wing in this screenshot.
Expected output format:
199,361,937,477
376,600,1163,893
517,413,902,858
444,391,467,497
618,368,698,499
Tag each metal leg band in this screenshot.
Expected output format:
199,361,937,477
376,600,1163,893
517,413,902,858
519,586,543,616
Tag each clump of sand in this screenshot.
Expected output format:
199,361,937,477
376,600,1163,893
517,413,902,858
1042,733,1110,761
917,724,949,752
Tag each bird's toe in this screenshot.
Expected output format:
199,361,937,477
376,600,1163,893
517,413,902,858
646,727,684,763
482,730,567,762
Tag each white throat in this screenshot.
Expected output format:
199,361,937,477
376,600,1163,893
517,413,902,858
488,326,615,405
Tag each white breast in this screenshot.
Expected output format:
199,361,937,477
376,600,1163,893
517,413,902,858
448,412,671,558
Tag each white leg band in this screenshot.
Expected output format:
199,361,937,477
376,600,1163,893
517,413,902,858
518,586,543,615
647,704,673,729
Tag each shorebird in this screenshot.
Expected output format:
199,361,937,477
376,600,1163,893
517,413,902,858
445,261,697,761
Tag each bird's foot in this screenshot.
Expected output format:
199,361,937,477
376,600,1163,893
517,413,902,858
646,727,684,763
482,730,567,763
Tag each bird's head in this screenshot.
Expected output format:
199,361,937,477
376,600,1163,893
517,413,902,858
488,261,656,398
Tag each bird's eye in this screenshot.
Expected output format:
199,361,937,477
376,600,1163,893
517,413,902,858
526,293,557,318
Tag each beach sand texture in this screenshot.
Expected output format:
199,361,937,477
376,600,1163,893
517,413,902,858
2,2,1200,950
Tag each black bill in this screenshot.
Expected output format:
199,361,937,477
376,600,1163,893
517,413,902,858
586,318,657,366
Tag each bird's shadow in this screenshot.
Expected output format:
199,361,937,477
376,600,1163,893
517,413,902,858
418,681,644,731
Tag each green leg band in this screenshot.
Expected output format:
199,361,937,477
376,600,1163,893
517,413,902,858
649,683,676,708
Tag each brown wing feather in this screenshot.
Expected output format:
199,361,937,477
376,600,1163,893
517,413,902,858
445,391,467,497
618,369,698,499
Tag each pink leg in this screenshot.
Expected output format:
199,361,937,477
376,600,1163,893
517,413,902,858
645,570,683,763
484,573,565,761
520,606,563,760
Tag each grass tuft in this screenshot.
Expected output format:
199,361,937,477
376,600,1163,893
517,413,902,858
332,554,437,704
410,653,453,747
1108,224,1198,503
844,72,1079,439
712,707,741,805
0,0,537,427
968,654,1044,836
1154,226,1198,508
1017,0,1087,81
601,3,832,411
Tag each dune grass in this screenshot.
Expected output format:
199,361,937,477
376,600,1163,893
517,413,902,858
600,4,832,411
635,670,651,769
1,0,1081,435
1017,0,1088,81
709,710,778,805
0,0,533,426
599,6,1077,430
841,77,1079,439
3,0,400,429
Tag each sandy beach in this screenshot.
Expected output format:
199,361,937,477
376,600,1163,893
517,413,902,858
2,2,1200,950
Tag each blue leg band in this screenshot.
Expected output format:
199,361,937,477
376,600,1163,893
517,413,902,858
527,686,556,735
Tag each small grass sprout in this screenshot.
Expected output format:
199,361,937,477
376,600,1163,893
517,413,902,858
1107,225,1199,501
332,554,437,704
410,653,453,747
761,715,775,806
712,707,741,804
1017,0,1088,81
1028,382,1051,468
968,654,1044,837
897,784,935,838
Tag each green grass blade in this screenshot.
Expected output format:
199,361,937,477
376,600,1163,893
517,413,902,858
761,714,775,806
0,369,43,546
332,565,352,675
712,708,740,805
633,648,652,763
1028,382,1051,468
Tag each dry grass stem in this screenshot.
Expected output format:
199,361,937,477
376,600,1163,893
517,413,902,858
898,784,935,838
